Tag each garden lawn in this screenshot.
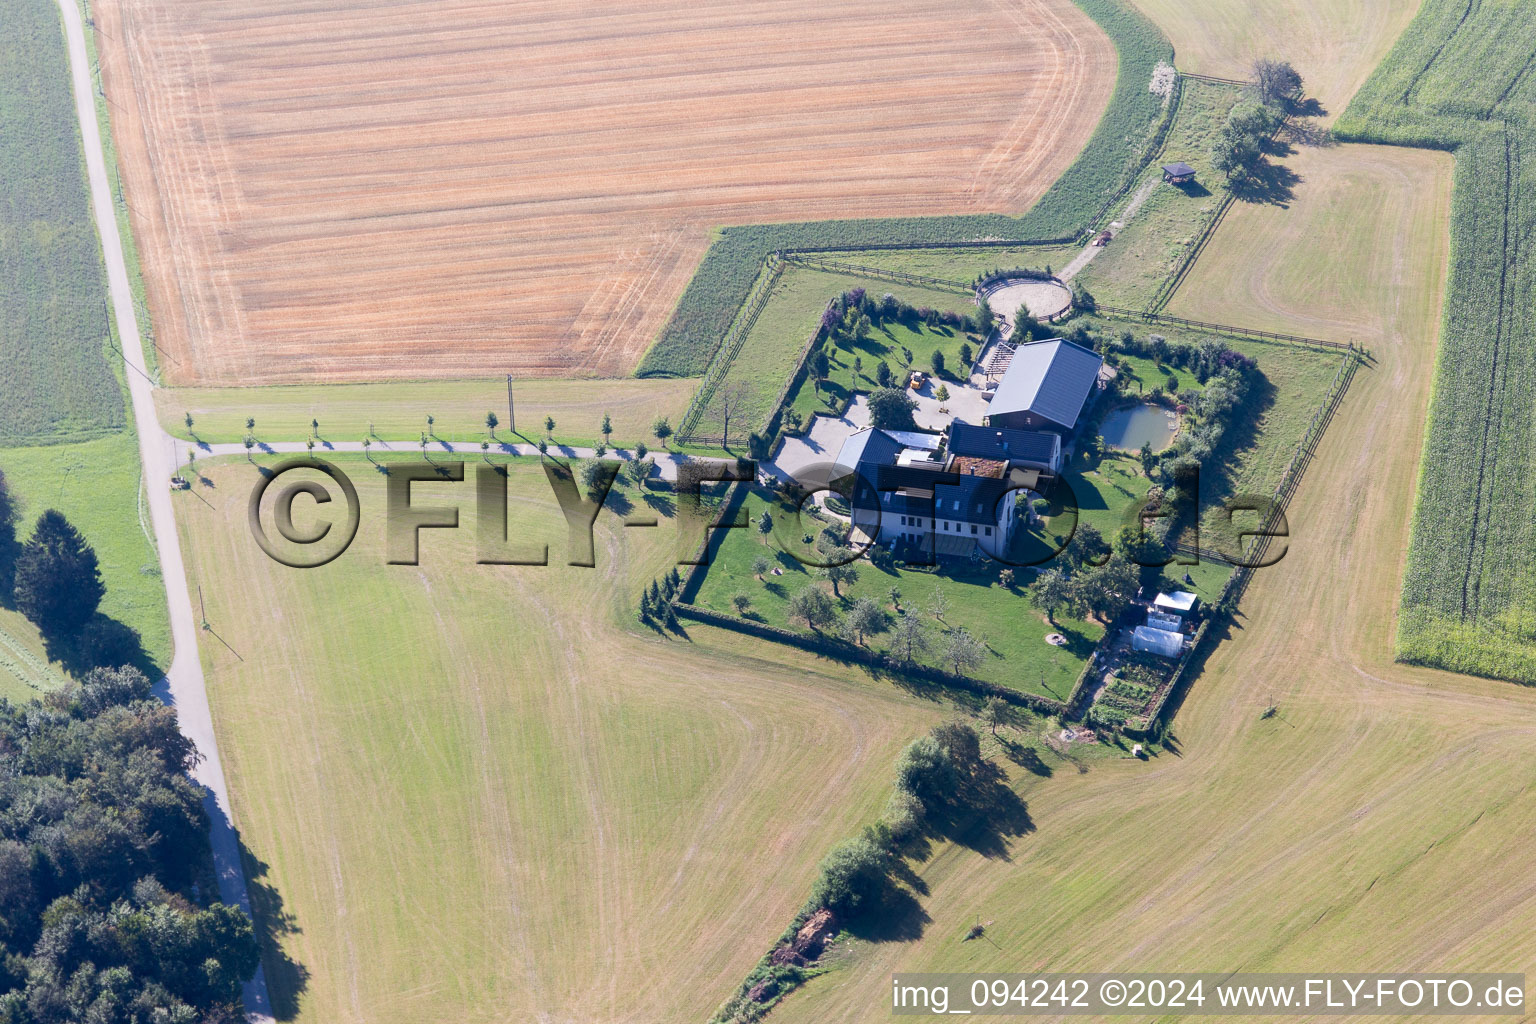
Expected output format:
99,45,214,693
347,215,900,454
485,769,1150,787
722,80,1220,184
690,267,972,439
787,318,983,428
1073,79,1243,310
1015,451,1153,565
692,491,1102,700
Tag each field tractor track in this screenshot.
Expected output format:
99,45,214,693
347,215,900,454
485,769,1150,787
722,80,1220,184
1399,0,1478,107
1459,132,1517,622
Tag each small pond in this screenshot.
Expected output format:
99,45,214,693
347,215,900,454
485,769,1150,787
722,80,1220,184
1099,402,1178,452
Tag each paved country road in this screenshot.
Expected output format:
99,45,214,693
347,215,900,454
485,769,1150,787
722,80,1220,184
54,1,276,1018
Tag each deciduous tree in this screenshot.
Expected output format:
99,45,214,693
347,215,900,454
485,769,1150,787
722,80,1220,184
788,586,838,632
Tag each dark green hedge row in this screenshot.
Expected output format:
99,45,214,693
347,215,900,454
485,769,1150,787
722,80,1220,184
636,0,1173,378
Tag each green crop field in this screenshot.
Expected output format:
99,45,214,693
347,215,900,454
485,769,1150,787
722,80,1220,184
173,454,941,1023
0,0,124,446
634,0,1173,379
1072,78,1242,310
1334,0,1536,682
687,269,972,442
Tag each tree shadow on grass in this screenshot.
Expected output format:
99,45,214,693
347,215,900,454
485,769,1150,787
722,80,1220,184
241,843,310,1021
42,612,160,680
1231,160,1301,206
843,882,930,944
1001,739,1054,777
642,492,676,518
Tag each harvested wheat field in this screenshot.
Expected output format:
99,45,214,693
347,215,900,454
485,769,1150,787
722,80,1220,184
94,0,1115,386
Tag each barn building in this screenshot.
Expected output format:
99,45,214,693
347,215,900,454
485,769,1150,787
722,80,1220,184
984,338,1104,434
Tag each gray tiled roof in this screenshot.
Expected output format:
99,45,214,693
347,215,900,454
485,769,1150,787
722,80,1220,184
834,427,903,480
948,422,1058,465
853,464,1014,526
987,338,1103,429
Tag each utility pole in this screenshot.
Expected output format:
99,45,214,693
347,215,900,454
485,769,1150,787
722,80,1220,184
506,374,516,434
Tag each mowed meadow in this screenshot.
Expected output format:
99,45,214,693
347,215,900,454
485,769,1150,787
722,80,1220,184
1127,0,1422,117
94,0,1115,385
176,456,939,1023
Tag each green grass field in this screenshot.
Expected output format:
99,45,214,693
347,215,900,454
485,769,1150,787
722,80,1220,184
0,0,124,445
155,377,696,452
1127,0,1421,119
823,246,1082,283
174,453,942,1023
0,431,171,681
689,268,972,440
1072,79,1242,310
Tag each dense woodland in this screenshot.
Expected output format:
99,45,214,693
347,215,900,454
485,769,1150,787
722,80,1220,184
0,469,259,1023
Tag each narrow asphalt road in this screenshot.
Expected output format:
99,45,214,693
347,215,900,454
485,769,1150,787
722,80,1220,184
55,2,276,1019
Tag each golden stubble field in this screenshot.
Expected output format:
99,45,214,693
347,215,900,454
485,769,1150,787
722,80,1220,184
94,0,1115,386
